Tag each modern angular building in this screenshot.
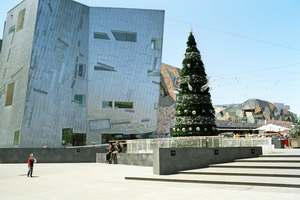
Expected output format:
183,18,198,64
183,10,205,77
0,0,164,147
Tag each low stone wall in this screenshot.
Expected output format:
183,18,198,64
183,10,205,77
0,148,106,163
96,153,153,166
153,147,262,175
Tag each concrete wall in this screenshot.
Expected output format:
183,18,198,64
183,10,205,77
153,147,262,175
0,148,106,163
96,153,153,166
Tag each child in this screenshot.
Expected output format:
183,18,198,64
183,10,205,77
27,153,36,177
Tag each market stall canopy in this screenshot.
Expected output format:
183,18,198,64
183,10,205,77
255,124,289,132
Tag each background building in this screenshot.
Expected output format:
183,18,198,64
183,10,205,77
0,0,164,147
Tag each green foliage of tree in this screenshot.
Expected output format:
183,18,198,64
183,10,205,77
172,32,218,137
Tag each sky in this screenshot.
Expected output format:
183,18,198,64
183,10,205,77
1,0,300,117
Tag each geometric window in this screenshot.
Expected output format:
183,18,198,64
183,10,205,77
94,32,110,40
5,82,15,106
147,69,160,76
112,30,137,42
74,94,86,107
102,101,113,108
9,25,15,34
115,101,133,109
16,9,26,32
78,64,85,77
89,119,111,131
62,128,73,145
151,38,162,50
94,62,116,72
13,130,20,146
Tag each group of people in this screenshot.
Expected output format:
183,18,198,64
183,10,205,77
105,141,122,163
25,141,122,177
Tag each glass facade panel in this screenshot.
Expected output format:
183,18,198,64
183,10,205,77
5,82,15,106
94,32,110,40
8,25,15,34
102,101,113,108
16,9,26,31
115,101,133,109
13,130,20,146
74,94,86,107
112,30,137,42
78,64,85,77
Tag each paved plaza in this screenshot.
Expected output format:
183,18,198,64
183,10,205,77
0,149,300,200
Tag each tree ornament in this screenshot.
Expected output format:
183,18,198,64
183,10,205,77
187,63,191,68
177,110,181,114
196,127,200,131
184,109,188,114
177,128,180,132
189,127,192,131
192,110,196,115
182,128,186,132
201,83,209,92
188,82,193,91
173,128,176,131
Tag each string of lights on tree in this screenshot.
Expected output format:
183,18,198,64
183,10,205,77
172,31,218,137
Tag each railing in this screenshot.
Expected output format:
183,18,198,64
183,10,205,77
126,136,273,154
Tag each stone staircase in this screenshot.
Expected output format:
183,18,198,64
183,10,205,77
125,154,300,188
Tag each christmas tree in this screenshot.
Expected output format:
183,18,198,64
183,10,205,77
172,32,218,136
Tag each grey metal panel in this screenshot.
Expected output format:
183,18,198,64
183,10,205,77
86,7,164,144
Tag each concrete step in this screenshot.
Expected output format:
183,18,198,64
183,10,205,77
260,155,300,157
125,153,300,188
125,174,300,188
178,171,300,178
235,159,300,163
181,167,300,176
209,165,300,169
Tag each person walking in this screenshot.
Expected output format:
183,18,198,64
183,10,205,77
27,153,36,177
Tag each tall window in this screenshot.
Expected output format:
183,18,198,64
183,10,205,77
5,82,15,106
13,130,20,146
62,128,73,145
74,94,86,107
151,38,162,50
16,9,26,31
112,30,137,42
78,64,85,77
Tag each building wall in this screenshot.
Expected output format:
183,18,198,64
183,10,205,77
0,0,40,147
0,0,164,147
86,8,164,144
18,0,89,147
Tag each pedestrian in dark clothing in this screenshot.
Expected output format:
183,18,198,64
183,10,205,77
105,142,114,163
27,154,36,177
110,141,122,163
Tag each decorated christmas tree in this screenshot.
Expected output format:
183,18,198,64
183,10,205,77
172,32,218,136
